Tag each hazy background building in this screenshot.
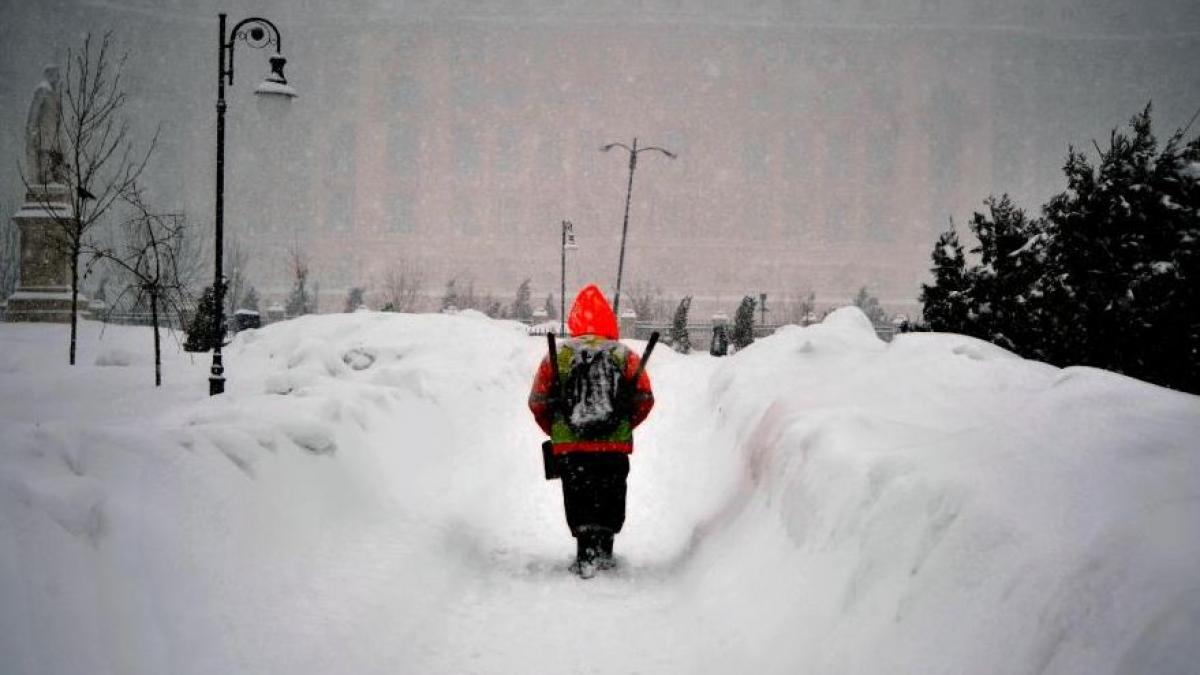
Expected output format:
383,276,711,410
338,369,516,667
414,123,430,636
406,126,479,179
2,0,1198,316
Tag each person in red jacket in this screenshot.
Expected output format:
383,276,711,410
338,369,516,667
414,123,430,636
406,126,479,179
529,284,654,577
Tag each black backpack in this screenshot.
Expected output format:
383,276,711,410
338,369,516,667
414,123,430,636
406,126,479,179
561,343,625,437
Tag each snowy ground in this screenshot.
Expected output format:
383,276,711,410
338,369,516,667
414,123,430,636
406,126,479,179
1,310,1198,675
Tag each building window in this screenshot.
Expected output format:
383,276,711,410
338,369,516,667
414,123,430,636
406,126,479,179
455,126,478,176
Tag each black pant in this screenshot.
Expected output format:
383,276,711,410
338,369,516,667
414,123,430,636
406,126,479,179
559,452,630,537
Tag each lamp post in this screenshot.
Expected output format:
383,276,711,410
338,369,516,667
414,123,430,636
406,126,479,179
560,219,577,335
600,137,675,315
210,14,296,396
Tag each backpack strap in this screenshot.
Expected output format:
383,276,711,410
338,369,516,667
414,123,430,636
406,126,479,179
547,332,563,408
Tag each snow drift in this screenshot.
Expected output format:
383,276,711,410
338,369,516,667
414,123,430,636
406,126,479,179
0,310,1197,674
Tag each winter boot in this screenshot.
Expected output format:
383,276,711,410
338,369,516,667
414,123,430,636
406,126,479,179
576,558,597,579
574,526,604,578
596,529,616,570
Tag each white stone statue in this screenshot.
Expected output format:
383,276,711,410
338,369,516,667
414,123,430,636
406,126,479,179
25,65,65,185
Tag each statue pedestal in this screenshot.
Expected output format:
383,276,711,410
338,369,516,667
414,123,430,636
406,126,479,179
5,184,87,323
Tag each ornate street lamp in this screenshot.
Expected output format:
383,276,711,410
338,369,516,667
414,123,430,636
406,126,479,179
210,14,296,396
600,137,675,315
560,219,578,335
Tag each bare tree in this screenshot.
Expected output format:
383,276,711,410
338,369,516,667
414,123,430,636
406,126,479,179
20,32,157,365
88,186,190,386
284,242,314,317
440,276,459,311
377,261,425,312
224,235,249,315
440,274,483,312
480,291,503,318
458,278,480,312
777,291,818,325
627,280,669,322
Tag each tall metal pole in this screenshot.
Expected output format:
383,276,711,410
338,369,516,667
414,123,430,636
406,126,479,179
602,137,674,316
207,14,292,396
560,221,567,335
210,13,227,396
612,138,638,315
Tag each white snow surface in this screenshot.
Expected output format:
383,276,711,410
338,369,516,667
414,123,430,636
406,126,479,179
1,311,1198,675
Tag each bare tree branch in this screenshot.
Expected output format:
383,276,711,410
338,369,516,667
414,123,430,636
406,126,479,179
18,31,158,365
87,182,191,386
376,260,426,312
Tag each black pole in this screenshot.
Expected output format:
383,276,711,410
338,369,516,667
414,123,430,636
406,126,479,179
560,221,566,335
210,13,227,396
208,14,289,396
613,137,637,315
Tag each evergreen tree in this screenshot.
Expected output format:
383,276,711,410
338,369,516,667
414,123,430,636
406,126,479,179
1039,103,1200,389
918,103,1200,393
920,225,971,333
669,296,693,354
344,286,365,312
184,285,221,352
731,295,757,350
544,293,556,320
964,195,1043,353
511,278,533,321
853,286,887,325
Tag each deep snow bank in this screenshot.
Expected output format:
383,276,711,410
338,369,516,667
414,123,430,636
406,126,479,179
1,310,1197,675
0,314,551,674
687,307,1200,674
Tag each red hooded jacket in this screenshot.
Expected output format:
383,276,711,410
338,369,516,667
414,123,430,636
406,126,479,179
528,285,654,454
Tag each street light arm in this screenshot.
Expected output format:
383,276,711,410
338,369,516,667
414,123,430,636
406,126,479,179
636,146,677,159
638,145,676,158
229,16,283,51
223,16,284,86
599,136,675,315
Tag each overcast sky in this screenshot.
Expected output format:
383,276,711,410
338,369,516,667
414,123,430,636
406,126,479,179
2,0,1198,315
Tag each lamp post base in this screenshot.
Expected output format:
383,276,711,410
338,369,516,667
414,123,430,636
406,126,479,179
209,353,225,395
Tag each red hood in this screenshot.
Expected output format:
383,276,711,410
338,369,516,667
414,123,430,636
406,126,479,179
567,284,619,339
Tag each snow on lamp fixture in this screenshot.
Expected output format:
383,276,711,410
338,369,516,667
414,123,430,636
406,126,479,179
254,55,297,98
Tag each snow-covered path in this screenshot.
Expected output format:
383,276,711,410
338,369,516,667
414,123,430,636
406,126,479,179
2,312,1199,674
396,340,736,675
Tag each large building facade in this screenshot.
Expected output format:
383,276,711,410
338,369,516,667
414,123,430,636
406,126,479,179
4,2,1197,315
244,16,1004,312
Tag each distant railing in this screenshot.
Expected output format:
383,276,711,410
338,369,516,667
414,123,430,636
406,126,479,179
97,311,186,329
624,320,899,344
524,319,899,343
